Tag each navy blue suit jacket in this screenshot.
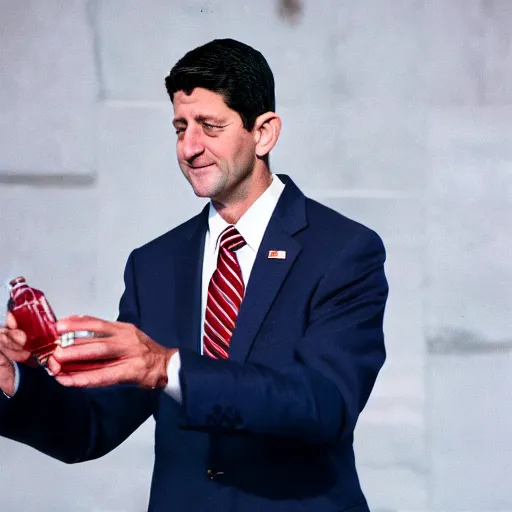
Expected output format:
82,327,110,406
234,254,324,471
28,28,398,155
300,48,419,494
0,175,388,512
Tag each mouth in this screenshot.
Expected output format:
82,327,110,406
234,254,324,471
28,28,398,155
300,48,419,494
189,163,214,169
188,163,216,174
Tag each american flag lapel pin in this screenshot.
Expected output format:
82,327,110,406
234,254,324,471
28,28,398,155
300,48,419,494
268,250,286,260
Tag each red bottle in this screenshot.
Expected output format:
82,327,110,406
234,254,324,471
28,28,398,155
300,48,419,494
8,276,59,366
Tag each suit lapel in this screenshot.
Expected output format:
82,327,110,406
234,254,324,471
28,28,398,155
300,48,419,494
173,206,208,354
229,175,307,363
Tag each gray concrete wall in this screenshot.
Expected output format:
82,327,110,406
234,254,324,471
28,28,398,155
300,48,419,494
0,1,510,511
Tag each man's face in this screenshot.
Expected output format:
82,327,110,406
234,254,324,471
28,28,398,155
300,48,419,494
173,88,257,203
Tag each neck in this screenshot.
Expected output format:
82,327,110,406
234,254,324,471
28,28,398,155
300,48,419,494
212,167,273,224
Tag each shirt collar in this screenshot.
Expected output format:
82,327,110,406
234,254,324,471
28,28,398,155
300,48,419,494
207,174,285,252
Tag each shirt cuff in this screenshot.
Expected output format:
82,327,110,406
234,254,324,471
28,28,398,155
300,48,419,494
2,361,20,399
164,351,182,403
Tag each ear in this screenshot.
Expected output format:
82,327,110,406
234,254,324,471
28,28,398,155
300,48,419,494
253,112,281,158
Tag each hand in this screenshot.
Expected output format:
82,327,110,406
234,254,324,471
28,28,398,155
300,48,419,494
0,312,31,396
48,315,177,389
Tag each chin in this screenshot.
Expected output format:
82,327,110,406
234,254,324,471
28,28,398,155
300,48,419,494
187,175,225,200
189,181,219,199
192,188,213,199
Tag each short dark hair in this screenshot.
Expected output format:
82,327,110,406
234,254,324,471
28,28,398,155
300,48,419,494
165,39,275,131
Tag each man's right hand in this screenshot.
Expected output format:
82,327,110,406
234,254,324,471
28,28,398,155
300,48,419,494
0,312,31,397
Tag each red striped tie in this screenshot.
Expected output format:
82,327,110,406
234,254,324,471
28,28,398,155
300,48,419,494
203,225,247,359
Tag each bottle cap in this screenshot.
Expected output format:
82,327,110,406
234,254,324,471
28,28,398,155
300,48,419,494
9,277,26,287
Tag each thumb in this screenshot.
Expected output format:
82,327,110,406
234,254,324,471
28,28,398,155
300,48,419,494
6,312,18,329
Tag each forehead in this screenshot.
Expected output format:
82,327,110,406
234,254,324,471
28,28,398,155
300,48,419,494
172,88,233,118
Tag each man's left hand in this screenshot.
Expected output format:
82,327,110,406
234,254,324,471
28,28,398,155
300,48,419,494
48,316,177,389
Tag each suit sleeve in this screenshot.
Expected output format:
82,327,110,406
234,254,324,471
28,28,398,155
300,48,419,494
0,251,155,463
178,229,388,444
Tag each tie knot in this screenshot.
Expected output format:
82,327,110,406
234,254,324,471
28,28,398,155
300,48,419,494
219,226,246,252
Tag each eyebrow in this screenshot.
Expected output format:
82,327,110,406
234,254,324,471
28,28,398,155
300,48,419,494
172,115,227,127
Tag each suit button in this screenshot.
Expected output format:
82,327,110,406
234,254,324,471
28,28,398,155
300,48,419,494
207,469,224,479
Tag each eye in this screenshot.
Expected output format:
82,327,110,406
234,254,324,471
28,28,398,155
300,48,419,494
175,127,185,135
203,123,223,130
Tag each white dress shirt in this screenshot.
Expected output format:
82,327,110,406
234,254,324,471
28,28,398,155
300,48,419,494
164,174,285,403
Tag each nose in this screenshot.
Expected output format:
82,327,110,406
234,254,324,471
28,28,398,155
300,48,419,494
181,126,205,161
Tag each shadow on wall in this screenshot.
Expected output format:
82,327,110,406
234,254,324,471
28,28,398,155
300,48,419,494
277,0,303,24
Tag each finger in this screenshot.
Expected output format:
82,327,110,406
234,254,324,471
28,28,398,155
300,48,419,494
0,328,28,347
53,340,123,363
55,333,109,348
47,355,62,375
4,329,28,347
56,364,127,388
0,331,29,353
56,316,117,337
5,312,18,329
0,346,32,363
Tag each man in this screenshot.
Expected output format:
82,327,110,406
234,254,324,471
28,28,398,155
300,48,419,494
0,39,388,511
